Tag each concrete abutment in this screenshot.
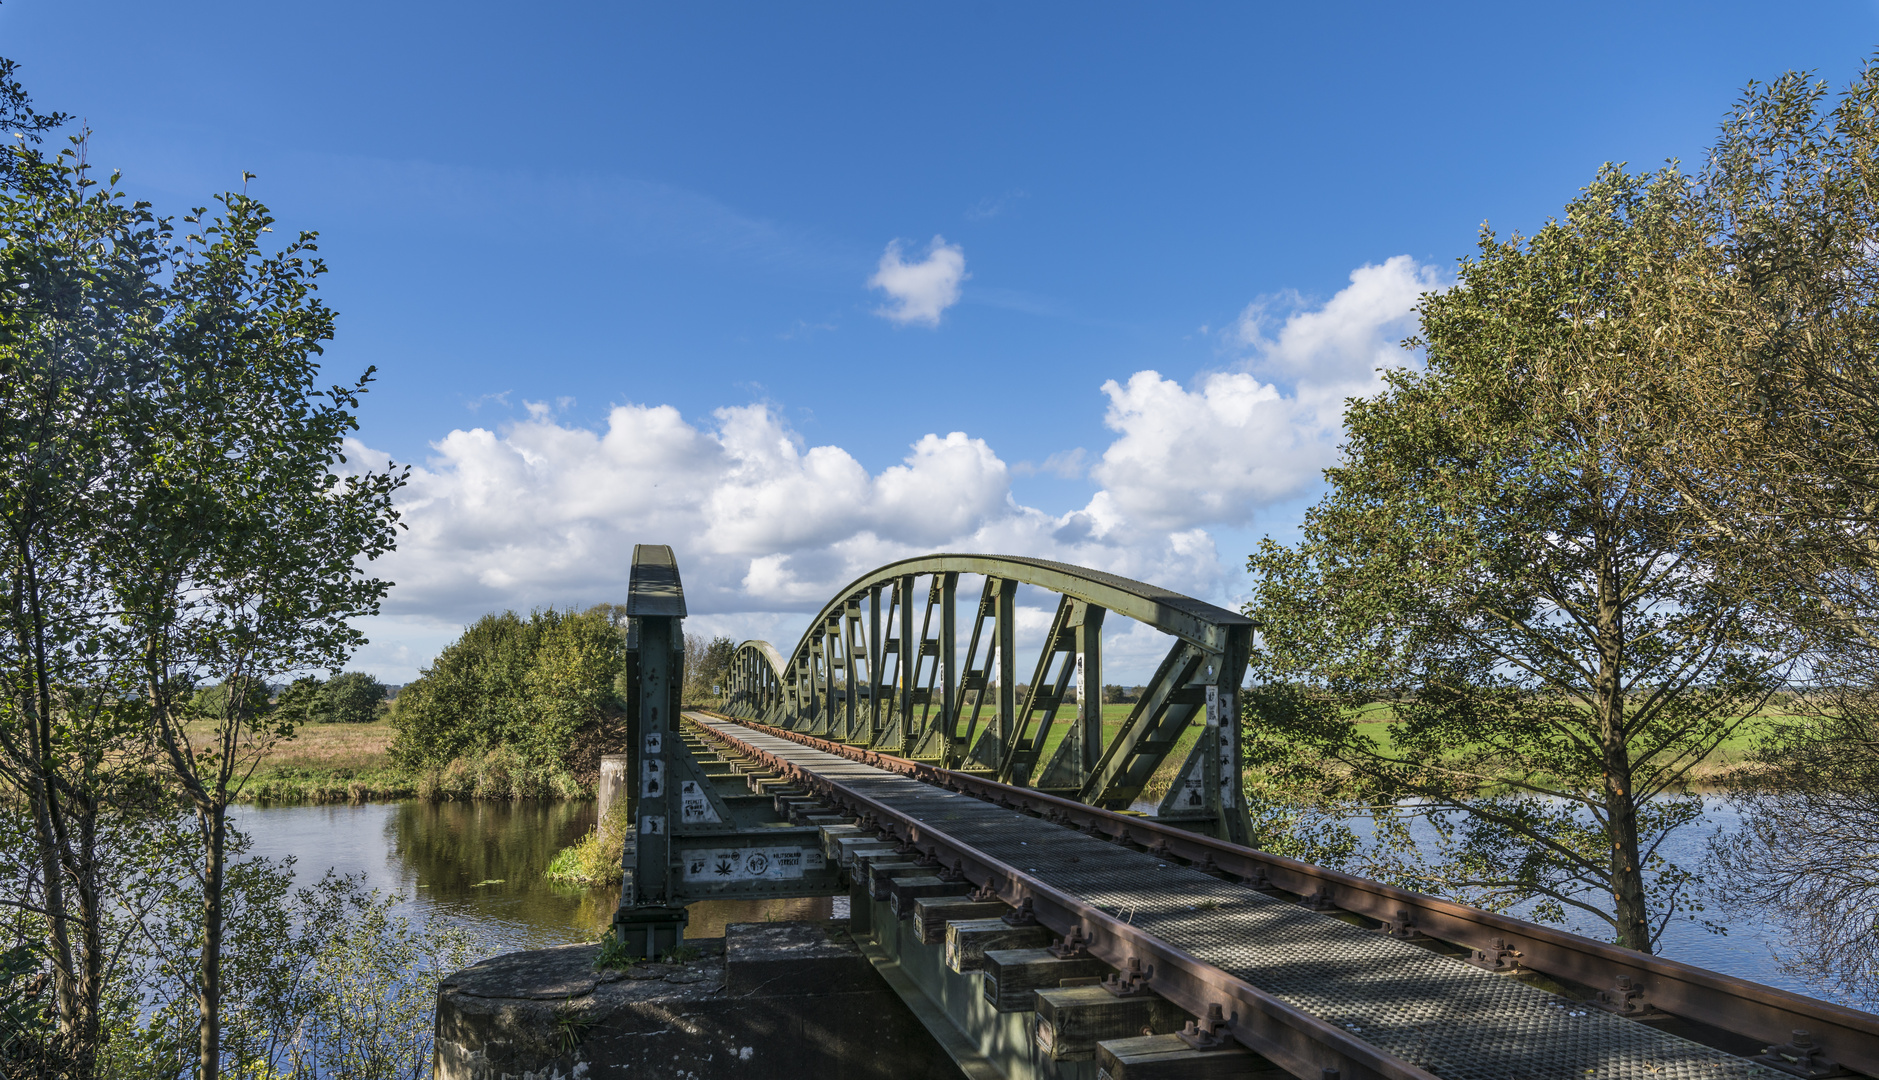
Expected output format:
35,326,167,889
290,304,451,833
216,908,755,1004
433,920,966,1080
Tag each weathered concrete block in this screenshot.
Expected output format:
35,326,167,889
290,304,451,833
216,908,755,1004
1034,985,1188,1062
1094,1033,1280,1079
911,897,1008,946
723,920,881,997
944,918,1051,974
981,948,1111,1013
597,755,630,820
433,923,965,1080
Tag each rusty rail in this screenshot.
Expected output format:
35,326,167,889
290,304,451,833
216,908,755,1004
695,711,1879,1078
693,715,1438,1080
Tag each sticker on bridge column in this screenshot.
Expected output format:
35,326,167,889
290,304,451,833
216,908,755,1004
681,846,827,882
640,815,665,835
644,732,662,754
1174,764,1207,808
642,757,664,797
678,780,719,823
1075,655,1085,716
1210,689,1237,807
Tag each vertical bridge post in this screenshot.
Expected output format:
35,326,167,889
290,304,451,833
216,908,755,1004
613,543,689,958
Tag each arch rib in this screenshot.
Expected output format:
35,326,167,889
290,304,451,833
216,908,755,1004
724,554,1252,843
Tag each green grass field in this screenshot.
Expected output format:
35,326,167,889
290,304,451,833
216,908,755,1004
206,698,1785,805
960,699,1783,800
1342,702,1784,777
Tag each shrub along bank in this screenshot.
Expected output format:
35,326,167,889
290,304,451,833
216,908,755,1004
231,611,748,803
225,606,632,803
389,606,630,797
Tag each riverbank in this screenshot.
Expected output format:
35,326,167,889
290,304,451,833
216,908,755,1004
220,719,593,804
229,719,419,803
220,706,1779,805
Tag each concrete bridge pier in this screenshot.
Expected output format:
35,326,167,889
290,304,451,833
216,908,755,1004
432,920,967,1080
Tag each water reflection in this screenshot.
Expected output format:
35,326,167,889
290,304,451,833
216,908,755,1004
386,800,615,942
231,801,843,957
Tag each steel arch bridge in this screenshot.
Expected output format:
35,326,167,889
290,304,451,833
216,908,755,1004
721,553,1253,844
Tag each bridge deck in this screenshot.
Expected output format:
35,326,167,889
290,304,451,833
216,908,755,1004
691,714,1780,1080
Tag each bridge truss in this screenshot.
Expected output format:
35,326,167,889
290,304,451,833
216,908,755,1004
723,554,1254,843
606,546,1878,1079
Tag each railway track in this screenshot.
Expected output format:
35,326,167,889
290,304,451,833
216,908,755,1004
688,711,1878,1080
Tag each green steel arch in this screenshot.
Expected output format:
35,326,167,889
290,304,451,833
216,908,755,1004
722,553,1252,843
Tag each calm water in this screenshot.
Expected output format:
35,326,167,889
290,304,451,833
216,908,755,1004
231,797,1832,1004
1333,796,1830,1001
229,800,832,959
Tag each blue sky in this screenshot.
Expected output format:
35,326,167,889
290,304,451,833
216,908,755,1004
6,2,1875,680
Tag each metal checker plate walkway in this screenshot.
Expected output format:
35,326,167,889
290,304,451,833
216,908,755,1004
692,715,1782,1080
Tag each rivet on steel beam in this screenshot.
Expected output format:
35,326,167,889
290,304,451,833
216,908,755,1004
938,859,968,883
967,878,1000,902
1590,973,1666,1019
1375,907,1423,940
1465,936,1523,972
1301,886,1338,912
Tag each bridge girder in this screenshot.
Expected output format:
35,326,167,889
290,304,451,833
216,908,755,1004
723,553,1253,844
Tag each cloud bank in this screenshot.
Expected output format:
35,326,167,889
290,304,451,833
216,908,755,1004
353,257,1440,680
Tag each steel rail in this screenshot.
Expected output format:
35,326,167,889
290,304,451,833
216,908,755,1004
696,712,1879,1078
690,714,1441,1080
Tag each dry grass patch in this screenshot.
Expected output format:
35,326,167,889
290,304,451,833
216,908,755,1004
181,718,397,774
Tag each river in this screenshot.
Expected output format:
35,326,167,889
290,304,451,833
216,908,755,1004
229,796,1829,1004
228,799,836,957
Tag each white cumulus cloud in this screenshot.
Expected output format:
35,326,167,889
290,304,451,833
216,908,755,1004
1088,255,1442,532
1091,370,1315,530
345,257,1441,683
868,236,968,327
354,404,1222,638
1237,254,1442,404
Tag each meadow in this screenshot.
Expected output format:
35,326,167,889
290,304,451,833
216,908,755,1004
209,699,1784,804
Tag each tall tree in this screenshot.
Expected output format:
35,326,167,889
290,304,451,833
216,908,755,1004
319,672,387,724
1663,60,1879,999
684,634,734,704
0,61,406,1075
119,183,403,1080
0,134,173,1073
1247,166,1797,952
